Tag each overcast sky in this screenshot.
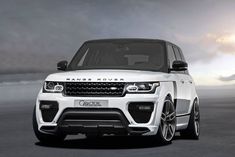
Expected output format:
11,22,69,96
0,0,235,85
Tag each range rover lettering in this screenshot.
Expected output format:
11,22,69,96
33,39,200,144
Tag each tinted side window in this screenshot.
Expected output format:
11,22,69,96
177,47,189,74
167,45,176,68
172,46,188,74
173,46,182,61
178,48,186,62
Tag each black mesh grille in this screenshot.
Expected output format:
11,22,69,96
40,101,58,122
64,82,125,97
128,102,154,123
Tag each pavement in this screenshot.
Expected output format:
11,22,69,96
0,82,235,157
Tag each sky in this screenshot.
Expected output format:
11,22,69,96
0,0,235,86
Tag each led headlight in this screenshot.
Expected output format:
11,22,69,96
43,81,64,93
125,82,160,93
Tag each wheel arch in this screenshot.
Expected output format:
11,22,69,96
188,96,199,114
154,81,174,131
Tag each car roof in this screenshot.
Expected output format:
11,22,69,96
85,38,173,44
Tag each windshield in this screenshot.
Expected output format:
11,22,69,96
68,41,167,72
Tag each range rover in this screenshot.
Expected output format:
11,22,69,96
33,39,200,144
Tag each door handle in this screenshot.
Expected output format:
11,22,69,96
189,80,193,84
180,80,185,84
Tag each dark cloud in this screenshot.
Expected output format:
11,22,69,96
1,0,235,73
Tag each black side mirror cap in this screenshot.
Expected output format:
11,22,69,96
57,60,68,71
170,60,188,71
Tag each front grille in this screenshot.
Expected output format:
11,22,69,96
64,82,125,97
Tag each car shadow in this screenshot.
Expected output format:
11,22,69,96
35,135,171,149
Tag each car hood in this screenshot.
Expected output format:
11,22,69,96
45,69,171,82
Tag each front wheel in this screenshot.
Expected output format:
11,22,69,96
32,106,66,144
180,99,200,139
154,96,176,144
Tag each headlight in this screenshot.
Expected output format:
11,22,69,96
125,82,160,93
43,81,64,93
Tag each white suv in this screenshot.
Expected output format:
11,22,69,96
33,39,200,144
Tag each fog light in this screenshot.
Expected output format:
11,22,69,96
39,101,59,122
128,102,154,123
138,105,152,111
40,104,52,110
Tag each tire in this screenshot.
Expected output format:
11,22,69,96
32,106,66,144
180,99,200,139
154,96,176,144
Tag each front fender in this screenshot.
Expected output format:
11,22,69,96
154,82,174,131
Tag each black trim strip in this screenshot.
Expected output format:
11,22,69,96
176,113,190,117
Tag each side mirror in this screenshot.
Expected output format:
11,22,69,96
57,60,68,71
171,60,188,71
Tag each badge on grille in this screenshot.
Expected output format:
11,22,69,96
110,87,118,90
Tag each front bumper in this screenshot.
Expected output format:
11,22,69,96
36,90,161,136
